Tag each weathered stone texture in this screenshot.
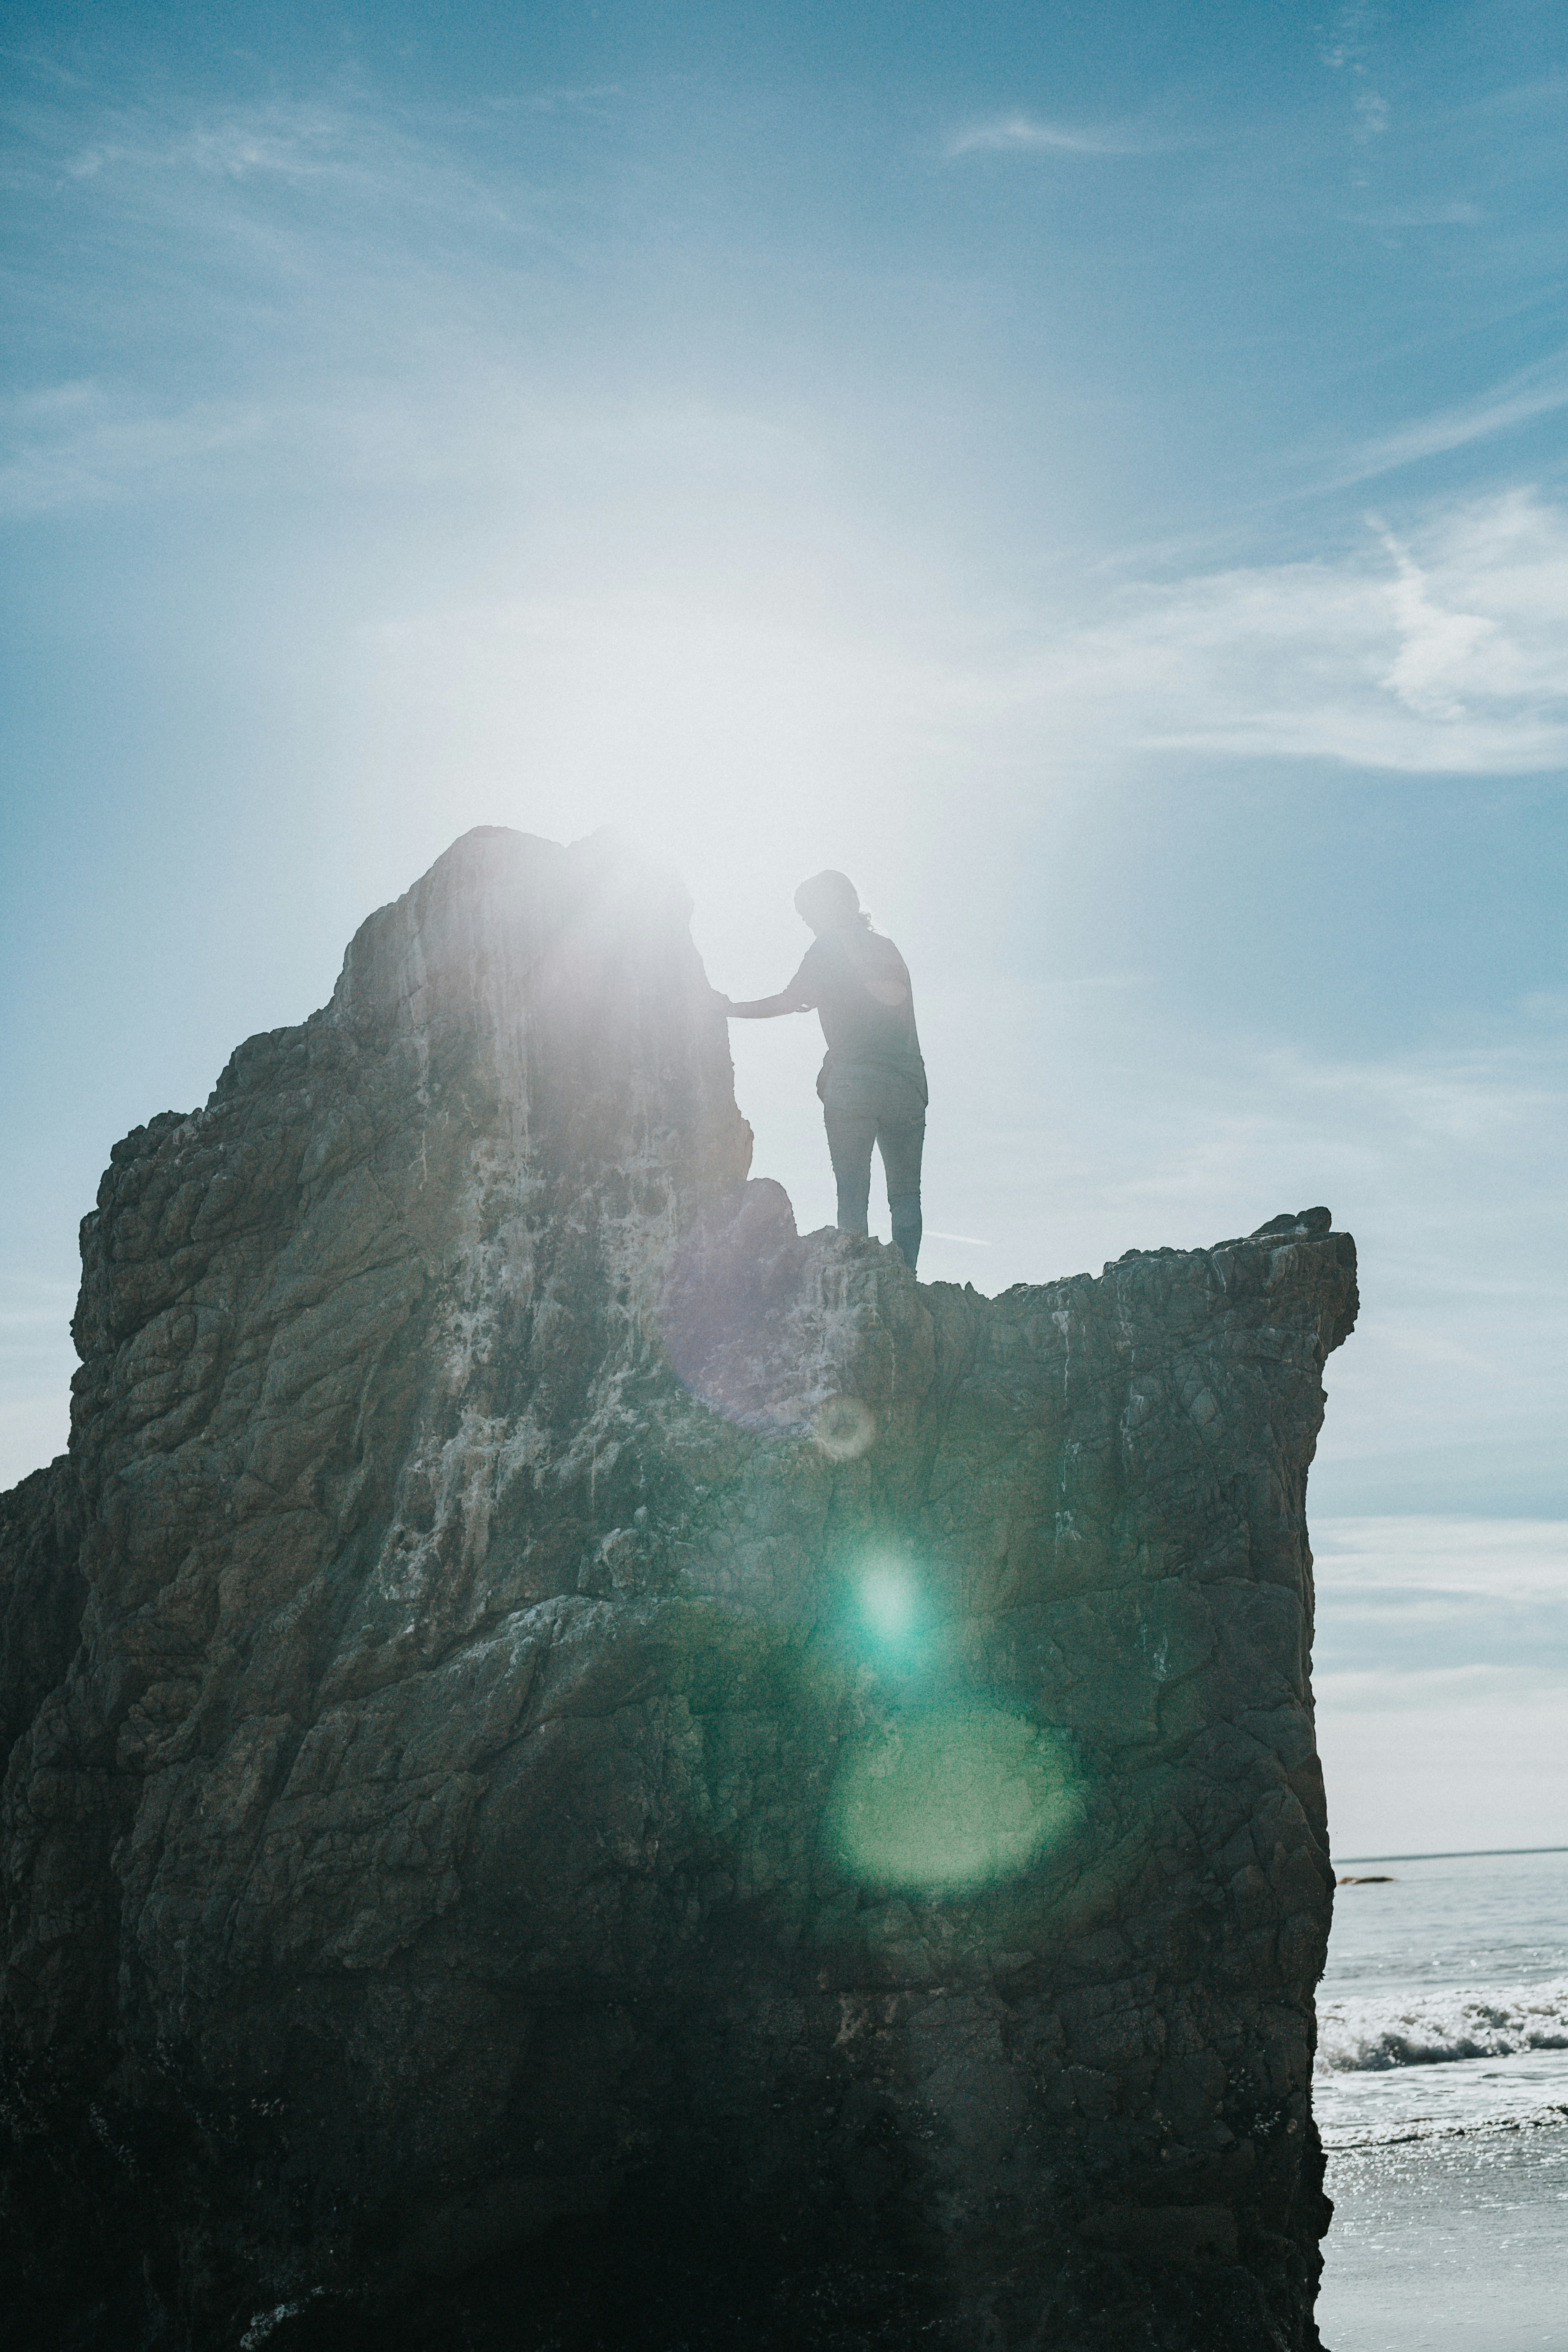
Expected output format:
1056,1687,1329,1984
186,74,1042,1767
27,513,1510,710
0,828,1356,2350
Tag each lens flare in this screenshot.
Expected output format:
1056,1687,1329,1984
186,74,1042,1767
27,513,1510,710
814,1394,877,1461
825,1702,1080,1895
859,1567,915,1639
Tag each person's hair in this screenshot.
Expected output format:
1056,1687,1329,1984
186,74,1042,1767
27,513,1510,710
794,870,870,933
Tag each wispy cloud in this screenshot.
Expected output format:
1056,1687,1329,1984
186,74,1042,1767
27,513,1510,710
1312,1518,1568,1694
63,106,364,187
0,385,275,512
1314,1516,1568,1610
482,86,622,117
1013,491,1568,773
0,85,588,514
3,81,562,311
944,114,1159,160
1317,4,1390,143
1319,1661,1568,1712
1330,358,1568,486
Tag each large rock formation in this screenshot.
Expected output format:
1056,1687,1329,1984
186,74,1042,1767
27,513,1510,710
0,830,1356,2351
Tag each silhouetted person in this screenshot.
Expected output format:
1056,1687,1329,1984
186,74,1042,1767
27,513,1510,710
718,871,927,1272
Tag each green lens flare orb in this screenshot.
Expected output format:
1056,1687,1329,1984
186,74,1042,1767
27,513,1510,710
826,1702,1079,1895
859,1568,915,1639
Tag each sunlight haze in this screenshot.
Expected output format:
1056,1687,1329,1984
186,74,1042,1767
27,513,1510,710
2,0,1565,1852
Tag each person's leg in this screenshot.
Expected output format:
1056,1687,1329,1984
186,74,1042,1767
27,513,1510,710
823,1104,877,1235
878,1111,926,1272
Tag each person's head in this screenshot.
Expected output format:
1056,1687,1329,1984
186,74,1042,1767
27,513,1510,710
793,870,866,937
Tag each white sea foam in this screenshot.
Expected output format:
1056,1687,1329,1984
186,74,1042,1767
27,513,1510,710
1322,2098,1568,2152
1317,1976,1568,2073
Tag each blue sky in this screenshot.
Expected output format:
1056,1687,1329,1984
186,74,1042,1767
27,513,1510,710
2,0,1564,1847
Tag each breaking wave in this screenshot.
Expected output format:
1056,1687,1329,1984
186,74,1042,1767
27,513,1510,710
1317,1976,1568,2073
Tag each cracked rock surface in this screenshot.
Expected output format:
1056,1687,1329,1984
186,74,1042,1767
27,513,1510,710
0,829,1356,2350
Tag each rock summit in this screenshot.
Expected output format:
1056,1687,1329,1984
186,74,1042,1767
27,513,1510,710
1,829,1356,2350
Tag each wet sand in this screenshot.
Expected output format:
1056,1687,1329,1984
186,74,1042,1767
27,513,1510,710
1317,2128,1568,2351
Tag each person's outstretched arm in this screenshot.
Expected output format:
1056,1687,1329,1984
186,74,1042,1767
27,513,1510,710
715,987,808,1019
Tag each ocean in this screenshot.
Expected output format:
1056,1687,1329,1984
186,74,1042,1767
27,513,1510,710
1314,1846,1568,2352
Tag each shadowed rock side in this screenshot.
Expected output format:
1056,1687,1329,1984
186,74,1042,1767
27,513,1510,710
0,829,1356,2352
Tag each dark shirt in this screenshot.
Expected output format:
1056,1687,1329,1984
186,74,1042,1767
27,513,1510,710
785,926,927,1096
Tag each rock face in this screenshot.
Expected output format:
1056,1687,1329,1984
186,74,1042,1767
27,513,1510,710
0,830,1357,2352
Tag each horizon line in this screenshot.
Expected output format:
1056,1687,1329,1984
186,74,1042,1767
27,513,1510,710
1336,1842,1567,1863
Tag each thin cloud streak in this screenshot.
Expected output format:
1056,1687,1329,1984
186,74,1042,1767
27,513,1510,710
1317,1662,1567,1712
1327,358,1568,487
944,114,1162,159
